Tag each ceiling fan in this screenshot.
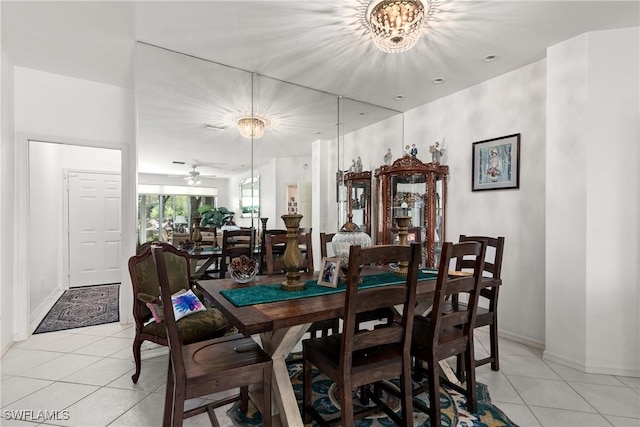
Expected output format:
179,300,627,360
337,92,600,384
185,165,201,186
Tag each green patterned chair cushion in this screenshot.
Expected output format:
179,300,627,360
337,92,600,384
141,299,229,342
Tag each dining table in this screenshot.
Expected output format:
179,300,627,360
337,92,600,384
197,270,500,427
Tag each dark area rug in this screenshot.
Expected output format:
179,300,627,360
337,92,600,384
228,353,518,426
33,284,120,334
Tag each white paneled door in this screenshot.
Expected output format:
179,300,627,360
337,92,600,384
67,172,122,287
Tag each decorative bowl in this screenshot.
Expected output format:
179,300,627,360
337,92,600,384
231,268,256,284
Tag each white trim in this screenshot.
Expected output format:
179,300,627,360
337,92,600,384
543,350,640,378
498,328,545,350
14,134,30,341
29,287,64,333
138,184,217,196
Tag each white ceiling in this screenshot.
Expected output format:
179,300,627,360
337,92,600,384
3,1,638,177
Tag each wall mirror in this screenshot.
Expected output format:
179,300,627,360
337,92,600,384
134,41,402,245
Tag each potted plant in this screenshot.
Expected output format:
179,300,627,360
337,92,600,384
197,204,234,228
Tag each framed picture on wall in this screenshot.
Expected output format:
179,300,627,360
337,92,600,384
318,257,341,288
472,133,521,191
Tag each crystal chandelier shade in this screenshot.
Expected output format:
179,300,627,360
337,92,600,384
237,116,266,139
367,0,426,53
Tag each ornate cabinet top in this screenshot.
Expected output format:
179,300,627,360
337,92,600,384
374,155,449,177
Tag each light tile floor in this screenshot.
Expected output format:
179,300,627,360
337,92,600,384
1,323,638,426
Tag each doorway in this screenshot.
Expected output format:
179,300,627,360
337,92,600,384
28,141,121,325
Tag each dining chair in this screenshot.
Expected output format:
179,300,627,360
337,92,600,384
264,231,339,338
408,240,486,426
127,242,230,383
219,228,255,278
449,235,505,375
259,229,287,274
302,243,422,426
264,231,314,275
151,245,272,427
319,232,336,258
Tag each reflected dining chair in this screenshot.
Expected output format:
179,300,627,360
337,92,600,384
408,241,486,426
127,242,230,383
259,229,287,274
219,228,255,278
264,231,339,338
151,244,272,427
319,232,336,258
302,243,422,426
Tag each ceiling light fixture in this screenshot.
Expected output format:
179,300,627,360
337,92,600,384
366,0,427,53
237,116,267,139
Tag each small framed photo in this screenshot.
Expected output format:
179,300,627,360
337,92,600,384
318,257,341,288
472,133,521,191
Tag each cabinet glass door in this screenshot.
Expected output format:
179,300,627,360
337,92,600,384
391,175,426,232
350,181,367,231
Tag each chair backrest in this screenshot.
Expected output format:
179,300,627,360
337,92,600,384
150,245,186,372
319,232,336,258
128,243,191,325
458,235,504,280
340,243,422,371
260,229,287,255
264,231,314,275
219,228,255,277
429,241,486,358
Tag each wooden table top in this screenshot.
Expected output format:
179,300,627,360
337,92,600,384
198,270,435,335
198,271,500,336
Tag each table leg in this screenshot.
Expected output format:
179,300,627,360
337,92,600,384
260,323,310,427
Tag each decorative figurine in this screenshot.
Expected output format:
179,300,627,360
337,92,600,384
348,159,356,173
410,144,418,157
429,140,446,164
383,148,392,165
404,144,411,156
355,156,363,173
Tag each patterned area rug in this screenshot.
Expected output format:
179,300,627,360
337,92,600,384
33,284,120,334
228,353,518,426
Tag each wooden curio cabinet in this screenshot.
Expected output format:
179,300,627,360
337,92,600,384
344,171,372,236
375,155,449,268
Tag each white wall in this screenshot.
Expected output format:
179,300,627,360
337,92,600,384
28,142,120,322
1,46,17,354
545,27,639,376
12,67,135,338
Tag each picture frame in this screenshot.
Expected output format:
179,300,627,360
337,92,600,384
318,257,341,288
472,133,521,191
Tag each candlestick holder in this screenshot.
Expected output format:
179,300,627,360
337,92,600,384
280,213,306,291
394,215,412,276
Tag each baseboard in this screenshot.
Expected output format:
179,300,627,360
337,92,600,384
498,329,545,350
544,350,640,377
1,331,13,357
29,287,65,333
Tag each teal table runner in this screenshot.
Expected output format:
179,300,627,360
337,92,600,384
220,270,438,307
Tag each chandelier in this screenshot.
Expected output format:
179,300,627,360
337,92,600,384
237,116,267,139
366,0,427,53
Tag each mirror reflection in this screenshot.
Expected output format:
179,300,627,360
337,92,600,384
134,42,402,256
